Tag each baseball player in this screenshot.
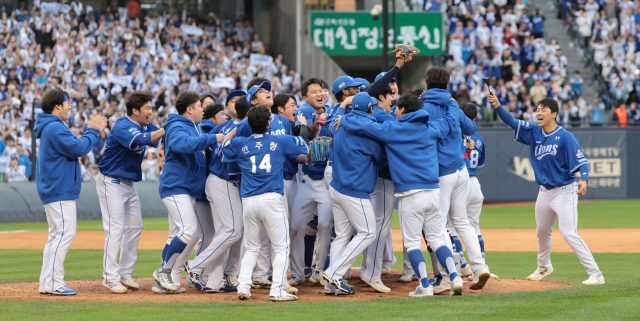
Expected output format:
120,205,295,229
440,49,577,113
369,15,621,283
222,105,308,301
421,67,490,293
35,88,107,295
154,91,228,292
487,92,604,285
375,71,399,117
358,85,396,293
289,78,335,286
181,92,248,291
337,93,463,296
322,92,384,295
96,91,164,294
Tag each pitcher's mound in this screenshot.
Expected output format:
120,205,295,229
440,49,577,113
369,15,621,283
0,269,572,303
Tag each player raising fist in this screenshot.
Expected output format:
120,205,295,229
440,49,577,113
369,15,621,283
487,91,604,285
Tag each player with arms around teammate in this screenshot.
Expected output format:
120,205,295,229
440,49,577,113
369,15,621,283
222,105,308,301
487,92,604,285
35,88,107,295
97,91,165,293
337,93,463,296
154,91,230,293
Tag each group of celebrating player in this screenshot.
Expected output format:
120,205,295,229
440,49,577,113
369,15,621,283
34,53,604,301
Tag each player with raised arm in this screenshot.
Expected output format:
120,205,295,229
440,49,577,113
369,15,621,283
336,93,463,296
322,92,384,295
97,90,164,294
487,92,604,285
154,91,229,293
35,88,107,295
420,67,490,293
222,105,308,301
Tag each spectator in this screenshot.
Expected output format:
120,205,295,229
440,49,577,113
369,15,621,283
589,97,605,124
570,71,584,95
629,103,640,124
6,157,27,183
613,103,629,127
529,80,548,105
2,136,15,157
80,156,92,182
11,144,31,179
610,82,630,104
141,148,160,181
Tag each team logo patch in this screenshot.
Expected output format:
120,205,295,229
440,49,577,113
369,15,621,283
111,179,120,184
576,149,585,159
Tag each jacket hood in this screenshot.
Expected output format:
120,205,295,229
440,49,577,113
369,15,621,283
200,119,215,133
398,108,429,124
164,113,196,131
34,113,65,138
421,88,451,107
351,109,377,121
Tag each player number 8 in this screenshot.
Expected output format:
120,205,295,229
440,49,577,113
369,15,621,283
469,150,479,169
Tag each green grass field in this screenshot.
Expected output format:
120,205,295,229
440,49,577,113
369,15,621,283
0,200,639,320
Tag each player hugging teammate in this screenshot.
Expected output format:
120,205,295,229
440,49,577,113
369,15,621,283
36,45,603,300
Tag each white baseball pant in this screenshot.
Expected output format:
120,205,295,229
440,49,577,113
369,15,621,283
398,190,449,253
467,176,484,235
252,226,272,283
290,174,333,280
361,178,395,282
536,183,601,277
171,201,215,286
383,230,397,268
188,174,243,275
162,195,198,269
237,193,290,297
96,173,143,283
324,186,376,280
39,200,77,293
438,170,485,272
323,164,333,190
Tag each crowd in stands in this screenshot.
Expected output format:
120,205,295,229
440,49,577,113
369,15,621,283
0,1,301,182
426,0,640,127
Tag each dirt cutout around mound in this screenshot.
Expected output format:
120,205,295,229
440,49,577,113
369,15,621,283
0,270,572,303
1,228,638,253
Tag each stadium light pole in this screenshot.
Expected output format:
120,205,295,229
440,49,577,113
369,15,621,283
382,0,389,71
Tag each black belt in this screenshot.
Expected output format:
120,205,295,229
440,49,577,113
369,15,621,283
469,175,477,178
284,174,295,180
542,184,559,190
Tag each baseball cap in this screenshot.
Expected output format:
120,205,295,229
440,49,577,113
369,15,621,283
355,78,370,91
295,105,317,126
246,81,272,104
225,90,246,106
352,92,373,111
371,97,378,105
375,72,397,83
332,76,363,94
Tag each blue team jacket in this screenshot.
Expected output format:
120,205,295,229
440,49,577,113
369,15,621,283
341,107,459,193
331,110,385,198
371,105,395,180
34,113,99,204
159,114,217,199
421,89,477,177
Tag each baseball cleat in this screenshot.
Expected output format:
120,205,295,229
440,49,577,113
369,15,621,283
399,270,418,282
432,276,451,294
470,265,491,290
39,291,51,295
323,283,349,295
238,290,253,300
184,262,205,291
52,286,77,296
460,264,473,278
322,272,354,295
284,282,299,294
120,276,140,290
186,276,195,288
270,293,299,302
153,267,178,291
102,279,127,294
206,284,237,293
381,265,392,274
152,281,183,294
450,276,464,296
288,276,303,286
362,279,391,293
409,284,434,297
225,274,239,287
304,267,313,281
251,279,272,289
582,275,605,285
527,266,553,281
309,269,326,286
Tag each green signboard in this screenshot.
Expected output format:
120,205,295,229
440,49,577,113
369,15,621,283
309,11,444,56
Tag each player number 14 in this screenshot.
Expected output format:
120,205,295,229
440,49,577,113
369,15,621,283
250,154,272,173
